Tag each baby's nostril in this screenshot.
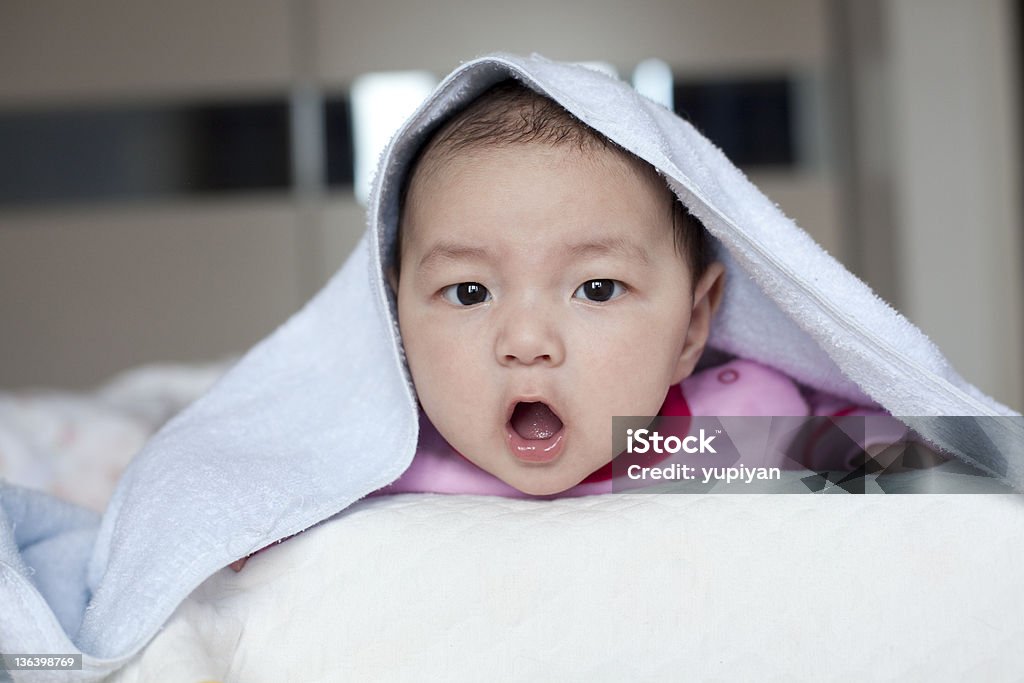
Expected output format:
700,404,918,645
506,353,552,364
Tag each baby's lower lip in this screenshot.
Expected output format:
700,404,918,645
505,422,566,463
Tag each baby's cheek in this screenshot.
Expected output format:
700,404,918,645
406,330,483,410
401,316,447,371
600,320,674,372
578,341,669,417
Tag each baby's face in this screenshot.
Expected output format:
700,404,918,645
394,143,712,495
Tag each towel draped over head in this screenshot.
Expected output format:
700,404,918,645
1,53,1020,679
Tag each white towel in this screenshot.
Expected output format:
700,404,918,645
0,52,1020,680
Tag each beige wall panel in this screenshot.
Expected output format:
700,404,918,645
0,1,292,104
0,199,302,389
887,0,1023,410
318,194,369,277
313,0,828,83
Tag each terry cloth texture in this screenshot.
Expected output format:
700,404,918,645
1,53,1021,680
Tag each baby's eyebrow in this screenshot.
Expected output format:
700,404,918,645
417,240,493,272
565,237,651,266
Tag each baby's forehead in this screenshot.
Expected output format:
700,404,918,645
409,142,661,210
398,143,679,267
407,139,669,210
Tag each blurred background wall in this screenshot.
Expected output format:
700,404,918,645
0,0,1021,411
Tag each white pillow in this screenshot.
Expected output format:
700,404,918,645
111,490,1024,681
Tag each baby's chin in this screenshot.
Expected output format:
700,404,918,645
493,466,593,497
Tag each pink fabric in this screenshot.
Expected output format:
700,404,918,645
373,359,906,499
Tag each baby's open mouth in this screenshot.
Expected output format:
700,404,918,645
506,401,566,464
510,401,564,440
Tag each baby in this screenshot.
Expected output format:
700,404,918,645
383,80,808,498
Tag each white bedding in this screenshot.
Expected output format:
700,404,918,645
109,490,1024,682
0,361,229,511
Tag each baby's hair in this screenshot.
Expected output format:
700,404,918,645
395,79,713,285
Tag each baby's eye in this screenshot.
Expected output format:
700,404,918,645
441,282,492,306
572,279,626,303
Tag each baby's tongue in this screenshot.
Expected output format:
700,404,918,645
510,402,563,440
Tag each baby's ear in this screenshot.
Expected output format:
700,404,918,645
699,260,726,317
671,261,726,384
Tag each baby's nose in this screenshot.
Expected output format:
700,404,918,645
495,304,565,367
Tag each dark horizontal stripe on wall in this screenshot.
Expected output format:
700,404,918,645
0,75,796,207
324,97,355,188
191,103,292,192
674,77,795,167
0,101,295,205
